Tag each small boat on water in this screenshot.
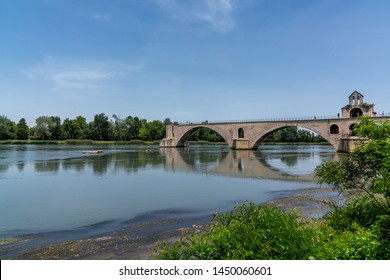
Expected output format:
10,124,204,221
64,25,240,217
82,150,104,154
145,149,157,153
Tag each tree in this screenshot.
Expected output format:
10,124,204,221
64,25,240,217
34,116,51,140
125,116,141,140
0,115,16,140
137,118,149,141
315,116,390,209
187,127,224,142
16,118,29,140
33,116,61,140
62,116,88,140
49,116,62,140
264,127,326,143
74,116,89,139
62,118,76,139
112,114,128,141
146,120,165,141
89,113,112,141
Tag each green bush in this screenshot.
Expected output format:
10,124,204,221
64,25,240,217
325,195,387,232
27,140,60,145
155,200,390,260
319,195,390,259
0,140,29,144
64,139,94,145
129,140,143,145
312,223,382,260
156,203,317,260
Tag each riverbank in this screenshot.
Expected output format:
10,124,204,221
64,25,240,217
0,140,160,145
6,187,343,260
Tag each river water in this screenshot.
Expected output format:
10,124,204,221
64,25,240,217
0,144,336,258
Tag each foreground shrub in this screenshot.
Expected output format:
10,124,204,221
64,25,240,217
326,195,387,232
156,203,317,260
312,222,383,260
155,200,390,260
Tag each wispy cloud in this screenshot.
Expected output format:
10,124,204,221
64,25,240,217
156,0,234,33
92,13,112,22
23,57,143,89
52,70,115,89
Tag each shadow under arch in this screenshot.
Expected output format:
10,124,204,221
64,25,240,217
251,124,337,150
174,146,229,173
176,125,230,147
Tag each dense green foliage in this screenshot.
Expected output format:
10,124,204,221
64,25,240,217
155,201,389,260
15,118,29,140
264,126,326,143
0,115,16,140
156,203,316,260
0,114,171,142
187,127,225,142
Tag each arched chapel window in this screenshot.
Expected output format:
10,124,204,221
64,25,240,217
330,124,339,134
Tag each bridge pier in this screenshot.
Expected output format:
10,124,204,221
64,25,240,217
160,137,184,148
338,137,367,153
232,139,251,150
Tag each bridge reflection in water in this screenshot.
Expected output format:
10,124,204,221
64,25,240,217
16,145,338,182
161,145,338,182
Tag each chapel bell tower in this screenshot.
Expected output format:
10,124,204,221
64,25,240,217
341,91,376,118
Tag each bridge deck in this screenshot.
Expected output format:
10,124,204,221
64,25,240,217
177,115,390,126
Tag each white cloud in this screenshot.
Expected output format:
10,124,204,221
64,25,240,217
156,0,234,33
52,70,115,89
92,13,112,22
23,57,143,89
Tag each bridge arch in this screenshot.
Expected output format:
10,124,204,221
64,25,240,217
251,124,338,150
350,108,363,118
176,125,231,146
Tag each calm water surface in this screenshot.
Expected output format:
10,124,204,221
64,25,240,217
0,144,335,256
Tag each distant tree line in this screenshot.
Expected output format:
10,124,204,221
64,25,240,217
0,114,171,142
187,127,225,142
264,127,326,143
0,115,326,143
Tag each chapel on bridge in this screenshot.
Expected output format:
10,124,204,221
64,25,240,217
341,91,376,118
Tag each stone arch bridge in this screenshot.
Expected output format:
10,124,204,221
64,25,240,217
160,116,390,152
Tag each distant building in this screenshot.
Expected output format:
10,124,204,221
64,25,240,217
341,91,376,118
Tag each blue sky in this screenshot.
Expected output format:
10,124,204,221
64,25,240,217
1,0,390,126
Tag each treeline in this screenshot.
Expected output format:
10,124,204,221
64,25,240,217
0,114,171,142
264,127,326,143
187,127,225,142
